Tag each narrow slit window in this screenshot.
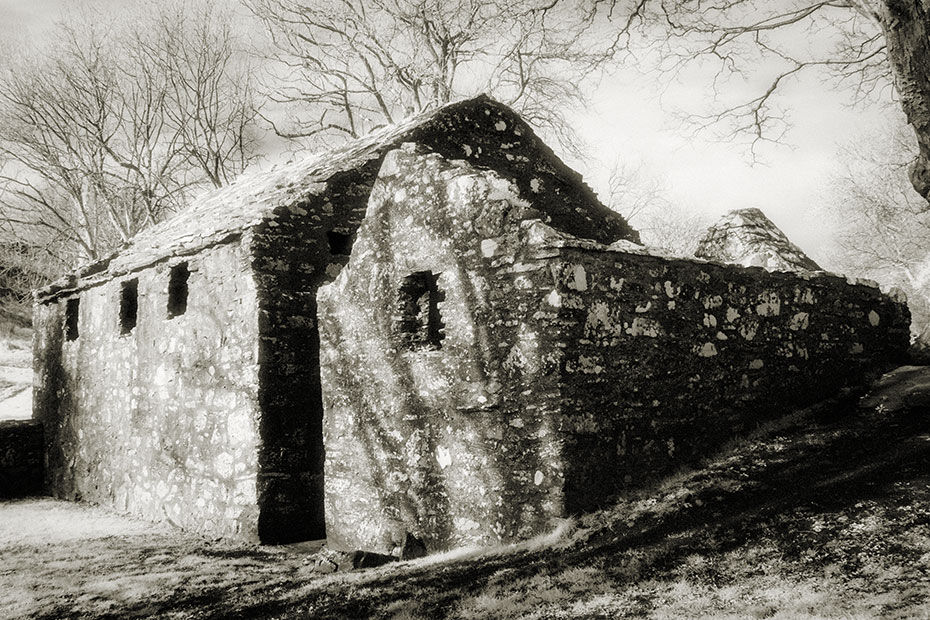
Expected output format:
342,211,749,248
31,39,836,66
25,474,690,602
398,271,445,350
167,262,189,318
119,279,139,335
65,298,79,341
327,231,352,256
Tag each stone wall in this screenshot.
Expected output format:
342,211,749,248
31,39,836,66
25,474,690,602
33,240,263,540
0,420,43,497
29,96,636,545
695,207,822,272
319,147,569,555
546,245,910,512
246,96,638,545
249,171,371,543
319,146,910,554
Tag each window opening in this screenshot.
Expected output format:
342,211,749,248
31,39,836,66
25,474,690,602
120,279,139,335
65,298,79,341
398,271,445,350
327,231,352,256
167,262,189,318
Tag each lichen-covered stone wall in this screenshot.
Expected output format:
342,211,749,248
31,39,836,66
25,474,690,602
30,96,636,545
545,245,910,512
319,146,569,555
319,146,910,555
33,240,262,539
249,173,370,543
695,207,822,272
246,96,637,545
0,420,43,497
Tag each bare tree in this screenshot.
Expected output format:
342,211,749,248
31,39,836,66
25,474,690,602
601,158,709,256
635,204,711,258
824,115,930,343
604,158,670,222
0,1,261,264
245,0,615,154
604,0,930,202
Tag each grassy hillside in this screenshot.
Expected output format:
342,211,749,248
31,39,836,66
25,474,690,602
0,297,32,420
2,367,929,619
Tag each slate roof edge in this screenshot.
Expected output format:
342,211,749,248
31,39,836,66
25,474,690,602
34,232,244,304
33,94,637,303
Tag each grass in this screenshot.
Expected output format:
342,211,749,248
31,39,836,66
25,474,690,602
0,299,33,419
2,368,930,618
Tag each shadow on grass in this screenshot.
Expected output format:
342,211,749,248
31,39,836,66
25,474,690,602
32,393,930,620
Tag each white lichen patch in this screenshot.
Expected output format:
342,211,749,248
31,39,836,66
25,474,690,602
481,238,499,257
635,302,652,313
625,317,661,338
726,307,740,323
494,120,507,131
569,265,587,291
749,358,764,370
755,292,781,317
698,342,718,357
513,275,533,289
869,310,880,326
436,446,452,469
153,364,171,387
530,178,541,193
215,453,234,479
462,144,473,157
850,342,864,354
453,517,481,531
664,281,678,298
534,471,544,486
794,286,816,305
740,323,757,341
226,409,253,446
584,301,614,336
703,313,717,328
575,355,605,374
486,177,522,204
546,290,562,307
703,295,723,309
788,312,810,331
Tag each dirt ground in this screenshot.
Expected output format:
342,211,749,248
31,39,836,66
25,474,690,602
2,367,930,619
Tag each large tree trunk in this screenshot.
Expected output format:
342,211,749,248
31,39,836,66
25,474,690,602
879,0,930,202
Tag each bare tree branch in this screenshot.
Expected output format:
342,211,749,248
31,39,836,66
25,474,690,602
245,0,613,156
0,0,262,265
603,0,930,201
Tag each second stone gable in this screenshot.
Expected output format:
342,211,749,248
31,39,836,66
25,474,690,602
318,144,912,557
318,145,568,554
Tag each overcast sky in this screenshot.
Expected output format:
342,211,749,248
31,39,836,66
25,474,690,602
0,0,892,266
576,67,889,265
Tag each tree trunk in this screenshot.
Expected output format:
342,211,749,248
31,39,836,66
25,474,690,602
879,0,930,202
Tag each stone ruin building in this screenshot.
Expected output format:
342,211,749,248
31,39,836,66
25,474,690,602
696,207,822,272
31,96,911,553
